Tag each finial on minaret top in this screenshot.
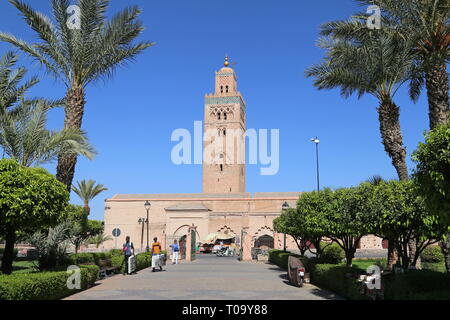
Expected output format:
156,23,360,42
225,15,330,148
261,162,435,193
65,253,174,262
224,55,229,67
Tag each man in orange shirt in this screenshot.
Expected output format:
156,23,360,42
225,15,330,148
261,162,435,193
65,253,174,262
151,237,163,272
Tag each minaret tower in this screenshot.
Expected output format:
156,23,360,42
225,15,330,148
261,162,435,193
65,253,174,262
203,56,246,193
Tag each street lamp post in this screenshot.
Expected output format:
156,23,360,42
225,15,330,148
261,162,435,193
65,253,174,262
138,218,147,251
311,137,320,192
281,201,290,252
144,201,151,252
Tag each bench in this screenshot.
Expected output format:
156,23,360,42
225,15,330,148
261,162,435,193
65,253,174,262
98,259,119,279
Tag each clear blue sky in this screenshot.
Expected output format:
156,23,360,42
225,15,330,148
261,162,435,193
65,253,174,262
0,0,430,221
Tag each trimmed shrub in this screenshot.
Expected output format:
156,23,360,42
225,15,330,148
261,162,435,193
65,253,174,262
320,243,345,264
0,264,99,300
109,249,123,256
310,264,367,300
69,252,112,265
383,269,450,300
268,250,309,270
111,251,159,273
420,246,444,263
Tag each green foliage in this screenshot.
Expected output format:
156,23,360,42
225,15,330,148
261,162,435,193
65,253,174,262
69,252,112,265
383,270,450,300
0,265,99,300
366,180,446,268
111,252,156,273
420,246,445,263
320,243,345,264
28,222,72,271
109,249,123,256
72,180,108,215
0,159,69,274
0,159,69,231
0,0,154,89
413,122,450,224
310,264,367,300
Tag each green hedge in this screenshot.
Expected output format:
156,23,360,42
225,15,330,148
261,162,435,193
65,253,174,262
0,264,99,300
111,251,163,273
310,264,367,300
383,270,450,300
69,252,112,265
269,249,366,299
268,250,303,269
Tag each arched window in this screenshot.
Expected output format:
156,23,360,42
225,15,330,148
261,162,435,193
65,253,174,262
226,85,229,93
223,129,226,136
218,112,221,120
220,164,223,172
224,112,227,120
220,86,223,93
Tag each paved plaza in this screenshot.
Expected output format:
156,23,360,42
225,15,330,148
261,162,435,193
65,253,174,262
65,255,341,300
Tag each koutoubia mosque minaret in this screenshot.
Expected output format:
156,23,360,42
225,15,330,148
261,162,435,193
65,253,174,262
203,56,246,193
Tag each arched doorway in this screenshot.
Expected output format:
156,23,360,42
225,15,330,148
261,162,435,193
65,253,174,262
171,225,200,260
251,226,275,260
254,234,274,249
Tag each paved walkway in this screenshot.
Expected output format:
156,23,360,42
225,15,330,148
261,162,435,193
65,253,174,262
65,255,341,300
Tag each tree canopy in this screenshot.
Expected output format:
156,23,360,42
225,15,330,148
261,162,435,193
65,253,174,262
413,122,450,224
0,159,69,274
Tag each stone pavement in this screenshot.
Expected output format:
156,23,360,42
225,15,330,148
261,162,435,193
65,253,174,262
65,255,341,300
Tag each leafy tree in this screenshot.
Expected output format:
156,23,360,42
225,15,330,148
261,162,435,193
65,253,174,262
294,189,335,258
273,208,311,256
413,121,450,273
367,180,445,270
0,0,154,190
413,122,450,223
326,187,373,267
64,204,103,253
0,159,69,274
306,20,413,181
72,179,108,215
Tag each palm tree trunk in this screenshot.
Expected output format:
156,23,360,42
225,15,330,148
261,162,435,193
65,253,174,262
378,99,409,269
377,99,409,181
425,61,449,130
56,87,86,191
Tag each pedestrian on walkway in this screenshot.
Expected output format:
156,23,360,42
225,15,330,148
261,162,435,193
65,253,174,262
170,239,180,264
122,236,134,275
151,237,163,272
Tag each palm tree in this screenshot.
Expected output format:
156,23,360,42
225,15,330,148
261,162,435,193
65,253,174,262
72,179,108,215
0,0,154,190
356,0,449,129
0,53,95,167
88,232,113,249
366,175,386,186
306,21,413,181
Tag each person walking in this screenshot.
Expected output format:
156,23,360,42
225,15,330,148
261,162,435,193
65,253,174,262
171,239,180,265
151,237,162,272
122,236,134,275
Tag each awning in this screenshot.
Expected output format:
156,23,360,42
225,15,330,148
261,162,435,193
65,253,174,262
203,233,218,242
216,231,236,240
